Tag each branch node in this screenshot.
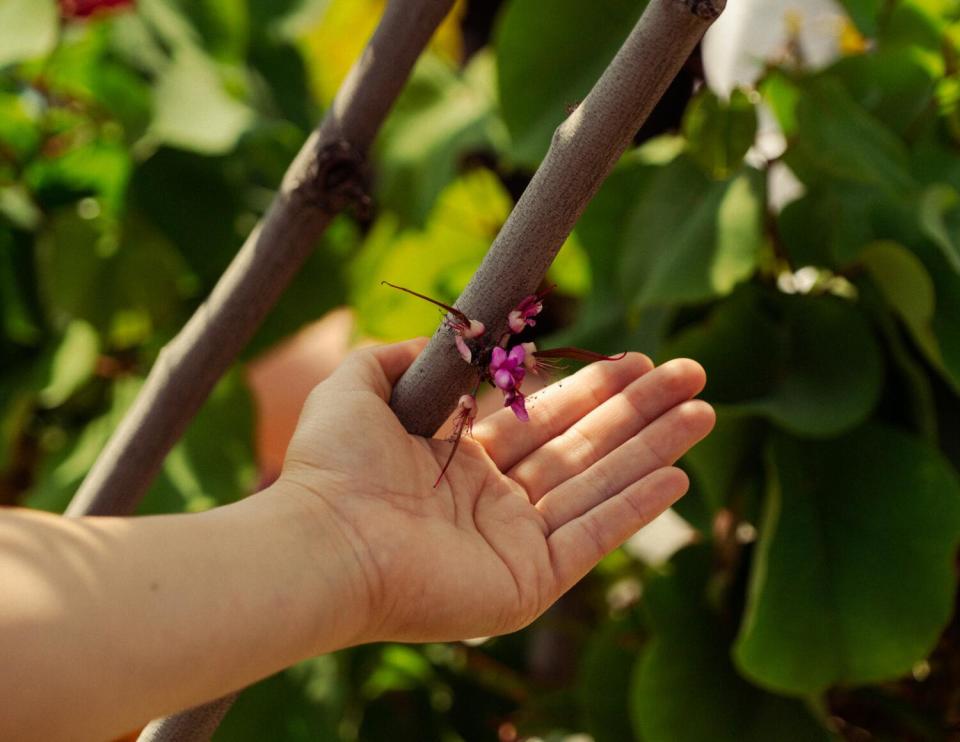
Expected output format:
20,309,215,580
684,0,725,20
297,140,371,218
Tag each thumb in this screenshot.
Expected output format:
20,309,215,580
331,337,429,401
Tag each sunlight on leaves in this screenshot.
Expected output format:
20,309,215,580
351,168,510,341
149,47,254,154
0,0,58,68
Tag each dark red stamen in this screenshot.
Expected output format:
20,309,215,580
381,281,471,326
533,348,627,362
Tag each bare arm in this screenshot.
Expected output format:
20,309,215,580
0,339,713,741
0,486,355,741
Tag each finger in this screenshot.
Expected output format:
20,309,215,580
472,352,653,471
330,337,429,401
509,359,706,502
537,400,715,531
547,467,689,594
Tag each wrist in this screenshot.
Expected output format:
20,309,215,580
247,476,377,656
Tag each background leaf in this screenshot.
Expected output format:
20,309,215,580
632,545,830,742
734,426,960,695
0,0,58,68
664,288,884,437
496,0,648,166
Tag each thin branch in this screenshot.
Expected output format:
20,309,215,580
65,0,456,518
390,0,726,435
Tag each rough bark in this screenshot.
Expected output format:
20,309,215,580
65,0,456,517
390,0,726,435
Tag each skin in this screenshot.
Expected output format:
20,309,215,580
0,338,714,741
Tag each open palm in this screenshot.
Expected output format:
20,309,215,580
281,339,714,645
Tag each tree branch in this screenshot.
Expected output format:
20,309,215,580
390,0,726,435
64,0,456,518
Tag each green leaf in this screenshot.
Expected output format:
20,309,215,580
170,0,250,61
784,78,914,193
350,169,511,341
683,88,758,179
129,147,244,286
496,0,648,166
918,183,960,274
632,545,831,742
734,426,960,695
681,412,766,516
664,288,883,437
0,92,42,161
0,186,42,231
25,142,132,216
376,51,507,226
141,370,256,513
578,613,645,742
36,20,154,142
25,376,143,513
0,229,43,346
911,235,960,392
627,162,764,308
827,48,938,135
761,71,799,137
857,241,939,362
777,183,880,267
0,0,58,68
149,47,254,154
838,0,883,36
35,210,191,338
38,320,100,408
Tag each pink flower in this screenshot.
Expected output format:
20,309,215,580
508,294,544,334
520,342,539,372
489,345,529,421
380,282,485,364
503,389,529,422
489,345,526,391
452,318,485,363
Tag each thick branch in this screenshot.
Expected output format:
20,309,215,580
65,0,455,518
390,0,725,435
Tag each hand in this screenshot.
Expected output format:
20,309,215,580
280,338,714,646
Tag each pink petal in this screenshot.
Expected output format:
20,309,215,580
464,319,485,339
494,369,515,390
508,392,529,422
455,335,472,363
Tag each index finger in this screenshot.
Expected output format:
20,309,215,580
472,352,653,472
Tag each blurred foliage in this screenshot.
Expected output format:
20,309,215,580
2,0,960,740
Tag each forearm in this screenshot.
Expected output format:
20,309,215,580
0,484,361,741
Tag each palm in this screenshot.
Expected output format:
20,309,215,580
282,341,713,643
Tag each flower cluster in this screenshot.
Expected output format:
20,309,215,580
383,281,624,485
489,345,528,421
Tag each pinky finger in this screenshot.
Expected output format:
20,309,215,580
546,467,689,594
